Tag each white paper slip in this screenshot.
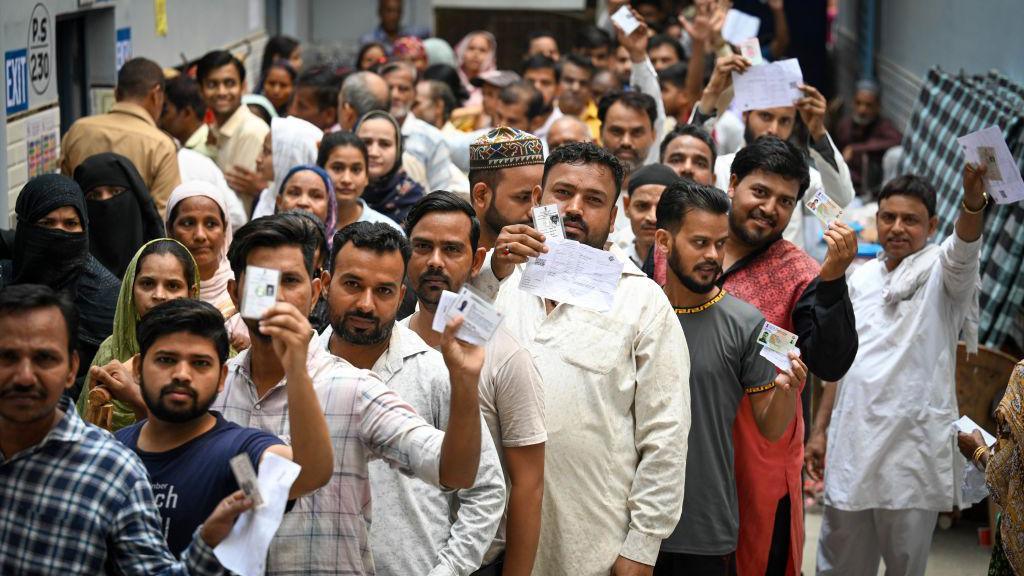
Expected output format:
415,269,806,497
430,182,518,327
805,186,843,226
519,237,624,313
757,321,799,371
957,126,1024,204
611,5,641,35
732,58,803,113
738,37,764,66
431,290,460,334
241,266,281,320
722,9,761,46
954,415,996,447
215,452,301,576
532,204,566,241
229,453,265,509
445,286,503,346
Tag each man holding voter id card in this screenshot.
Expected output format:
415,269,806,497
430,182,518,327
472,140,690,576
813,163,990,576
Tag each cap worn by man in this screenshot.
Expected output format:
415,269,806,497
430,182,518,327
469,127,545,171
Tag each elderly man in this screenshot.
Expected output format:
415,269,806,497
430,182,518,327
834,80,903,195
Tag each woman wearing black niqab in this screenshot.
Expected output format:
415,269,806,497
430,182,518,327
0,174,120,399
73,152,165,278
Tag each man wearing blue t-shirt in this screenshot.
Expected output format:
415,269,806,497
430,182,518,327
108,298,333,556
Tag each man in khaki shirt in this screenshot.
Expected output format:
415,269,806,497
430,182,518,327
60,57,180,214
197,50,270,213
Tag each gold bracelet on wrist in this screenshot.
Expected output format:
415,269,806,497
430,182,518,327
962,192,989,215
972,445,987,463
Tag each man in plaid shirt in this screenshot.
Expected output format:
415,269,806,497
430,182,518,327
0,284,250,574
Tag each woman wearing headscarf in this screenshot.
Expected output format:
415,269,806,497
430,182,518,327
393,36,429,75
165,180,249,350
357,42,388,72
454,31,496,108
72,152,165,278
75,238,200,431
958,361,1024,576
275,164,337,248
0,174,120,397
355,111,426,226
253,115,324,219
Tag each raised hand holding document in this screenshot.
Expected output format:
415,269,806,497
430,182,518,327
732,58,803,112
519,237,624,313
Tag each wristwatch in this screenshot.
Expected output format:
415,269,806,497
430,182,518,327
962,191,989,214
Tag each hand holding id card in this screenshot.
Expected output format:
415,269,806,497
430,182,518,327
241,266,281,320
532,204,565,241
229,453,265,509
805,187,844,227
757,321,800,371
431,286,503,345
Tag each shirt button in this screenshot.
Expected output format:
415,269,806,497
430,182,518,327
255,404,261,411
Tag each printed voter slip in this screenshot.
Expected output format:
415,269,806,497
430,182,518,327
532,204,565,241
431,286,503,346
738,37,764,66
957,125,1024,204
756,321,799,371
805,187,843,227
240,266,281,320
611,5,641,35
229,453,265,509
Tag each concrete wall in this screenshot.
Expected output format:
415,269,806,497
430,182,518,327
1,0,266,224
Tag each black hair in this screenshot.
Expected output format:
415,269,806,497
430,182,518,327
284,209,329,270
527,30,558,51
261,35,300,76
405,191,481,252
317,131,369,169
227,213,321,279
168,199,226,235
499,81,546,121
117,57,165,100
878,174,938,218
656,179,730,233
420,80,457,122
196,50,246,84
648,34,685,62
598,90,657,127
660,123,717,166
356,42,388,71
0,284,78,356
380,60,418,82
295,66,343,113
423,63,470,104
657,62,688,89
468,168,504,194
164,75,206,118
522,54,560,82
730,135,811,199
266,59,298,85
137,299,229,365
329,221,411,274
136,240,198,292
559,53,596,80
543,141,625,199
576,25,613,51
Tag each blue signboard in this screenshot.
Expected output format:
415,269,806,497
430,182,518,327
116,27,132,71
5,48,29,115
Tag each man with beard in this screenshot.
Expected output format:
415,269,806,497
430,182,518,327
318,221,506,576
473,142,690,576
468,128,546,251
694,54,855,250
833,80,902,195
210,213,487,575
402,193,547,576
381,61,466,193
110,298,332,557
653,179,806,575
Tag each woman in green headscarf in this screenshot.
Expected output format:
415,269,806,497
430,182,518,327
76,238,200,430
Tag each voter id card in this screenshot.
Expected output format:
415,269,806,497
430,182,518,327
229,453,265,508
739,37,764,65
433,286,503,346
241,265,280,320
532,204,566,241
805,187,843,227
756,321,799,371
611,6,641,35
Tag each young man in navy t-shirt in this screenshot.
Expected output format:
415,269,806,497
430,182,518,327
105,298,334,556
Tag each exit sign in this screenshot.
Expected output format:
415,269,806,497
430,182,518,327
5,48,28,114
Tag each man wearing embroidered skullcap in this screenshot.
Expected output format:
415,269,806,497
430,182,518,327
468,127,546,251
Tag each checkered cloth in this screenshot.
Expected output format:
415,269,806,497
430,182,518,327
0,397,222,574
898,68,1024,349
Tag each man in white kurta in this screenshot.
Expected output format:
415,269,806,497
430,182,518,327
816,166,989,576
471,139,691,576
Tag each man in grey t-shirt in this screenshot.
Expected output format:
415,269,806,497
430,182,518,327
652,180,807,574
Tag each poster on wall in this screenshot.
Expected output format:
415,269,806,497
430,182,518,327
116,28,132,70
25,107,60,178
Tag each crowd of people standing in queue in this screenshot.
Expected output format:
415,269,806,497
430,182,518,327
1,0,1020,575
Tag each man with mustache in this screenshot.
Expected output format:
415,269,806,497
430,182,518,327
402,192,547,576
653,179,806,575
813,166,989,576
474,142,691,576
319,220,506,576
106,298,332,557
0,284,251,574
468,127,546,251
833,80,903,195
